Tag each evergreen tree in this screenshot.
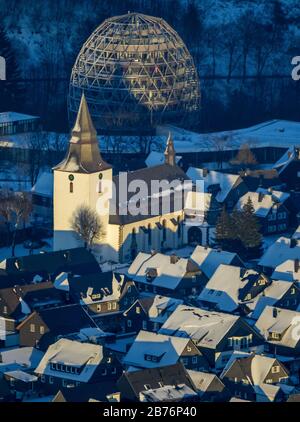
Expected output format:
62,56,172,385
238,197,262,257
215,207,237,251
0,26,23,112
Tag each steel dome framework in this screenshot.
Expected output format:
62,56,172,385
69,13,200,135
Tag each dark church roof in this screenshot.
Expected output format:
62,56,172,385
109,163,190,225
53,94,111,174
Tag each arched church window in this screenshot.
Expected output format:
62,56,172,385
148,224,152,246
177,216,181,238
68,175,74,194
162,220,167,241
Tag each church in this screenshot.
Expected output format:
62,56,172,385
53,94,214,263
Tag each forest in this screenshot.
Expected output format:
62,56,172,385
0,0,300,132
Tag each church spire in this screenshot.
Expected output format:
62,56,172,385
164,132,176,166
53,93,111,173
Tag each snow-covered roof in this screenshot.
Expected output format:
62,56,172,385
250,281,293,320
198,264,264,313
0,347,44,373
187,167,240,203
184,190,212,214
131,294,183,325
123,330,191,369
145,151,182,168
35,338,103,383
157,120,300,153
159,305,239,348
259,237,300,269
236,189,289,218
127,252,200,290
191,245,241,278
293,226,300,240
187,370,222,395
255,306,300,348
31,172,53,197
0,112,39,124
4,370,38,383
53,272,70,291
272,260,300,282
140,383,197,402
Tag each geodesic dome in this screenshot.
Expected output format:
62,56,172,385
68,13,200,135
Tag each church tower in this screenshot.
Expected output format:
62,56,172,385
164,132,176,166
53,93,112,252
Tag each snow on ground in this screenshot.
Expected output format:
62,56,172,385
0,238,53,262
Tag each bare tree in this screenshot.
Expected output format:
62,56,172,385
10,192,32,257
210,133,233,169
70,205,104,249
0,189,14,243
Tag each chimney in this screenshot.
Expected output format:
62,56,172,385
170,254,179,264
258,191,264,203
273,308,278,318
294,259,300,273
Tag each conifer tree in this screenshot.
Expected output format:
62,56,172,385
215,207,237,250
238,196,262,257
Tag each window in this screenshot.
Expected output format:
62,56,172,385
69,182,74,193
272,366,280,374
127,320,132,328
268,225,277,233
30,324,35,333
291,288,296,295
265,379,273,384
107,302,112,311
271,332,280,340
192,356,198,364
136,306,141,314
40,375,45,383
278,224,287,231
3,306,7,314
181,357,188,365
49,376,54,384
112,367,117,375
107,357,112,363
268,213,276,221
208,289,214,295
278,212,286,220
102,369,107,376
112,302,117,310
245,294,252,301
40,326,45,335
62,379,68,387
142,321,147,330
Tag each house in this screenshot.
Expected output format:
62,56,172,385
123,330,209,371
197,265,271,314
139,383,198,402
186,167,248,211
122,294,183,333
35,338,122,393
259,237,300,274
0,317,19,348
127,252,207,298
0,112,40,136
0,248,100,286
0,347,44,375
0,282,68,322
68,271,138,315
240,169,282,192
250,280,300,320
190,245,244,279
187,370,230,402
3,371,39,400
17,304,96,350
272,260,300,283
220,354,289,402
236,189,290,235
159,305,264,369
31,172,53,226
117,363,195,402
255,306,300,357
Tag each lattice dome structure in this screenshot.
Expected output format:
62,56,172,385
68,13,200,135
